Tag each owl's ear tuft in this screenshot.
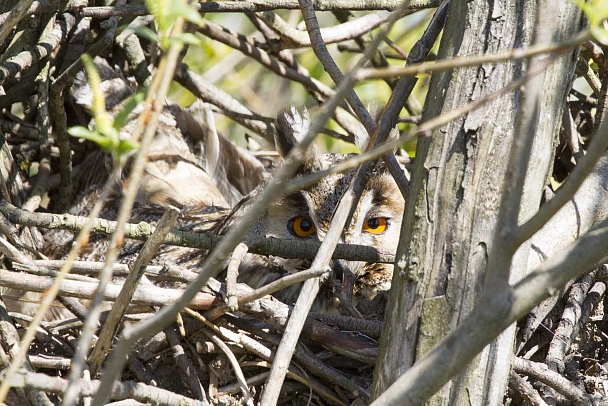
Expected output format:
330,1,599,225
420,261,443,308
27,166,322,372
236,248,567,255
275,107,320,163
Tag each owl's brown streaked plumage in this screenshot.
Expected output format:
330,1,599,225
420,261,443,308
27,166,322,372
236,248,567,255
219,107,405,318
17,60,405,321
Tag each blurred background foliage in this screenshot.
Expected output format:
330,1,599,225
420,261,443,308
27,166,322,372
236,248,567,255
170,9,436,155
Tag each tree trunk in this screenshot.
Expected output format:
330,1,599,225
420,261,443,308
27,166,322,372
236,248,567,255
372,0,583,403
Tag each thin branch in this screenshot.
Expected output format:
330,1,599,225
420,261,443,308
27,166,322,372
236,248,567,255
195,19,334,101
0,0,56,86
513,357,591,406
3,370,208,406
508,371,549,406
258,1,412,403
512,93,608,245
88,206,180,376
237,267,328,306
0,269,216,308
174,63,275,142
82,0,440,18
0,169,118,403
200,327,253,405
0,297,54,405
0,201,396,263
226,242,248,311
577,56,602,96
165,325,208,402
284,61,551,196
546,273,593,376
259,10,396,49
355,29,591,81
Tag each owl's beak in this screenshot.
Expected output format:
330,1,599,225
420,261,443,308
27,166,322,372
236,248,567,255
331,259,362,317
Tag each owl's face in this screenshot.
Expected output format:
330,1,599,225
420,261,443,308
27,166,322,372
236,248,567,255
241,108,405,316
257,155,404,306
260,156,403,259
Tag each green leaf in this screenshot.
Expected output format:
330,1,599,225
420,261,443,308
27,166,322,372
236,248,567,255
574,0,608,45
68,127,113,152
174,3,205,27
118,138,140,155
113,90,146,131
174,33,203,46
134,26,160,44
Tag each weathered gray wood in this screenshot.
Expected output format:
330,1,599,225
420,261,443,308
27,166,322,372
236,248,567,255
372,0,583,403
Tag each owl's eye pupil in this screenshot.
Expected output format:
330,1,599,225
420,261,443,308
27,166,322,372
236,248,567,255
367,218,380,229
363,217,388,234
300,218,313,232
288,216,317,237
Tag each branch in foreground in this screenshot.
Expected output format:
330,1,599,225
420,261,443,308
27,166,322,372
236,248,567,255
81,0,440,18
0,269,217,309
0,200,394,263
370,214,608,405
2,370,208,406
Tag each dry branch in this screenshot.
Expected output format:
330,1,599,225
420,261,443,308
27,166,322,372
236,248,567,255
3,370,209,406
0,269,217,309
81,0,440,18
0,200,396,263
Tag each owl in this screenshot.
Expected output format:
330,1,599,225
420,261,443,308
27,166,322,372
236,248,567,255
11,58,405,320
217,108,405,318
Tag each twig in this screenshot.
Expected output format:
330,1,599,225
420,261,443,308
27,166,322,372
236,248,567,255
65,2,152,401
593,50,608,134
508,371,549,406
0,0,48,85
82,0,440,17
0,201,396,263
0,169,118,403
308,312,383,338
226,242,248,311
88,206,180,376
260,10,396,49
0,297,54,405
184,310,253,404
355,29,592,81
174,64,275,142
259,1,413,400
237,266,329,306
0,269,216,308
21,60,51,212
545,273,594,374
196,19,334,101
165,325,208,402
577,56,602,96
370,213,608,405
512,80,608,246
3,370,208,406
513,357,591,406
285,57,565,197
226,313,371,398
185,309,349,406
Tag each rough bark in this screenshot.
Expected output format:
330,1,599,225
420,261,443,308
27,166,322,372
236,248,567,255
372,0,583,403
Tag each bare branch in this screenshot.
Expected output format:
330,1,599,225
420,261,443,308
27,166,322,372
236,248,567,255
3,370,208,406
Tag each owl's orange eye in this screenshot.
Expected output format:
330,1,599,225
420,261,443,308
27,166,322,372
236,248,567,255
363,217,389,234
288,216,316,237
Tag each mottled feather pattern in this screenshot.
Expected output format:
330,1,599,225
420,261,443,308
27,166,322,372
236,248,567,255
33,73,406,320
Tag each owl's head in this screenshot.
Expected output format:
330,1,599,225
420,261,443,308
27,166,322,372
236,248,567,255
249,108,405,316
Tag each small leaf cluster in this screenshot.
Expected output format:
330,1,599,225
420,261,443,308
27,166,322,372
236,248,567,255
137,0,206,49
575,0,608,45
68,54,143,164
